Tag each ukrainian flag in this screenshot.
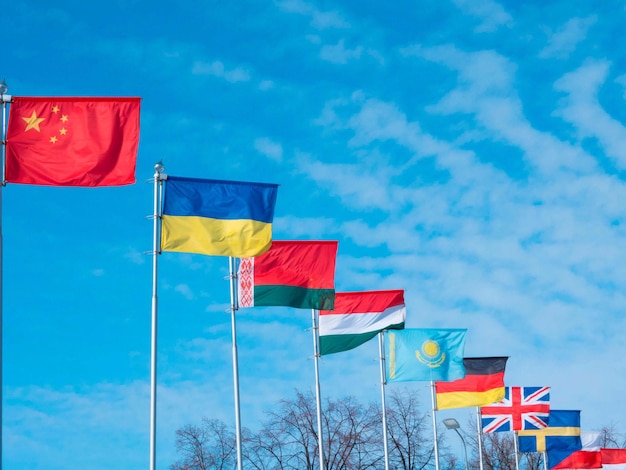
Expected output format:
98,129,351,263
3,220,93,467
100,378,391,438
161,176,279,257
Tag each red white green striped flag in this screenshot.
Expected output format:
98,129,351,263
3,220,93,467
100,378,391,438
237,240,338,310
319,290,406,356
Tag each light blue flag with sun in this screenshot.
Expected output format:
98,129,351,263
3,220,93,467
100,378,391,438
385,328,467,382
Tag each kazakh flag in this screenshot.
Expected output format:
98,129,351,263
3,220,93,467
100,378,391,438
385,328,467,382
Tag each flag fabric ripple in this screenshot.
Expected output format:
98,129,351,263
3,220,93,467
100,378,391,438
237,240,338,310
161,176,278,257
318,290,405,355
6,96,140,186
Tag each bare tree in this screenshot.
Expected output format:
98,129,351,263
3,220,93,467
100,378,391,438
171,418,236,470
463,416,546,470
253,389,384,469
322,394,383,469
171,388,508,470
242,424,291,470
384,387,442,470
597,424,626,448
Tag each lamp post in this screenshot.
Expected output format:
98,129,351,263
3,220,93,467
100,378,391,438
443,418,469,470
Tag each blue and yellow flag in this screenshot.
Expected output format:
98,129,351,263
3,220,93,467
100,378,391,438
385,328,467,382
518,410,581,469
161,176,279,257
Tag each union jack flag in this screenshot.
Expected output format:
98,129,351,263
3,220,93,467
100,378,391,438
480,386,550,433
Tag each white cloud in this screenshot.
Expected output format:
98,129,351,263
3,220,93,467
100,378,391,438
174,283,194,300
539,16,597,59
320,39,363,64
554,60,626,169
452,0,513,32
405,44,598,174
192,60,251,83
124,247,145,265
275,0,350,29
254,137,283,161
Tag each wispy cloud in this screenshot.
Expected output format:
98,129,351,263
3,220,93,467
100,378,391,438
192,60,251,83
320,39,363,64
553,60,626,169
452,0,513,32
275,0,350,29
539,16,597,59
254,137,283,161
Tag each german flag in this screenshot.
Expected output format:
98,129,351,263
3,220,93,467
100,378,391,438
435,357,508,410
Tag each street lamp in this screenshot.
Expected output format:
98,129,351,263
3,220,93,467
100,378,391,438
443,418,469,470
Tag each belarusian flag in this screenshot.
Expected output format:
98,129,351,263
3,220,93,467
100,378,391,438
237,240,338,310
319,290,405,356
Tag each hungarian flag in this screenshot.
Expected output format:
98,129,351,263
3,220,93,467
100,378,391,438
435,357,507,410
237,240,338,310
319,290,405,356
6,97,140,186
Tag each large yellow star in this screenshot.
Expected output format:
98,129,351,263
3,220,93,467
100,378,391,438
22,111,46,132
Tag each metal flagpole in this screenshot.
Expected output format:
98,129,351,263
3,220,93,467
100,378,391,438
228,256,243,470
542,451,548,470
514,431,520,470
431,381,440,470
150,162,165,470
0,78,11,470
311,308,325,470
378,332,390,470
476,407,484,470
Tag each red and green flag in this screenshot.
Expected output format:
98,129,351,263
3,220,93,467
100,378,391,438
237,240,338,310
319,290,405,356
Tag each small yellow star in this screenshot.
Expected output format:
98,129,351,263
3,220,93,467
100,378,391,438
60,115,68,123
50,136,58,143
22,111,46,132
60,127,68,135
52,105,60,113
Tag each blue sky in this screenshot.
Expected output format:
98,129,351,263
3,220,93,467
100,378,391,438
4,0,626,468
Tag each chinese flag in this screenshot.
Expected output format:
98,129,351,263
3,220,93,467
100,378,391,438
6,97,140,187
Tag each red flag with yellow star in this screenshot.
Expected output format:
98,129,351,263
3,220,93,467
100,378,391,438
5,97,140,186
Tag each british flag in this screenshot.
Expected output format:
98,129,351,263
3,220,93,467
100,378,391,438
480,386,550,433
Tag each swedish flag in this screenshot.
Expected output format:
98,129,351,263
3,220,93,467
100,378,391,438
518,410,581,469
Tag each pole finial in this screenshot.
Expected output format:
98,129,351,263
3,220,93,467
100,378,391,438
154,161,165,173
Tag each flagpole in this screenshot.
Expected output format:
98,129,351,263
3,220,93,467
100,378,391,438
431,380,440,470
0,80,11,470
150,162,165,470
378,332,390,470
228,256,243,470
311,308,325,470
542,451,548,470
513,431,520,470
476,407,484,470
